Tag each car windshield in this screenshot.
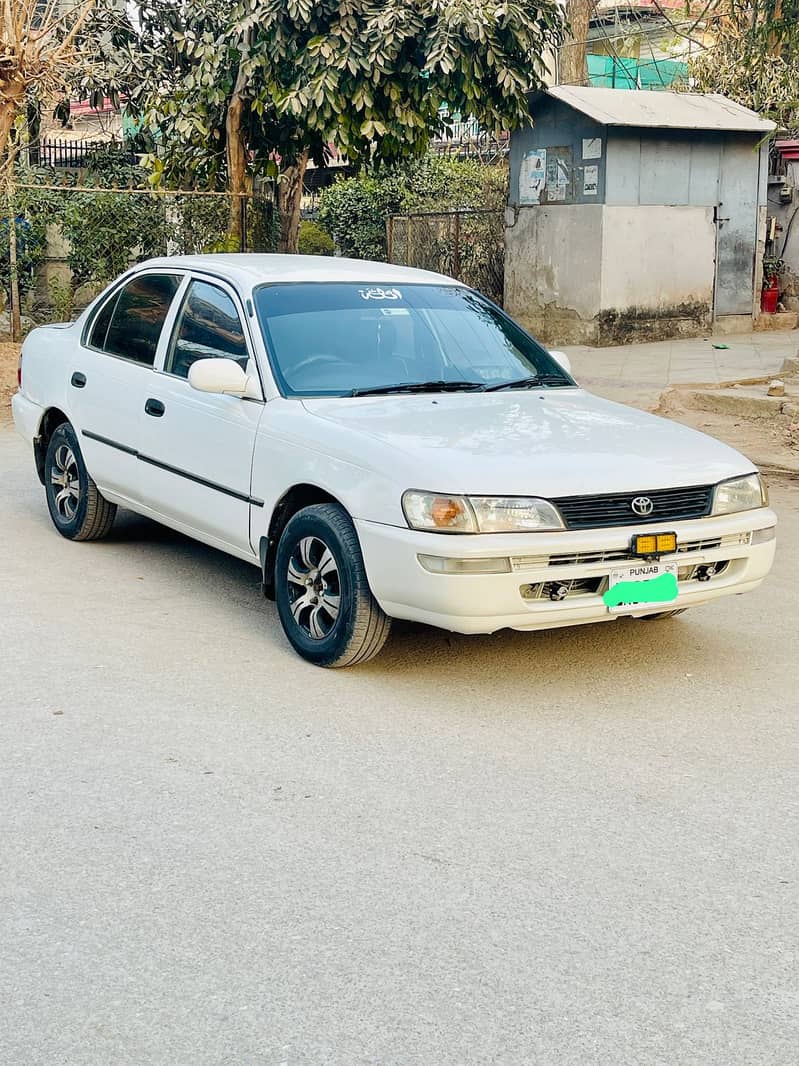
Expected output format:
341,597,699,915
253,283,575,397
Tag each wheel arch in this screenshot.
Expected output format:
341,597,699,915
260,483,346,599
34,407,71,485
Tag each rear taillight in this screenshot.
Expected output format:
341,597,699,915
17,353,22,389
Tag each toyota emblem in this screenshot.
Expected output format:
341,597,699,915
631,496,654,516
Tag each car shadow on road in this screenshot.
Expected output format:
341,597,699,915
103,508,745,693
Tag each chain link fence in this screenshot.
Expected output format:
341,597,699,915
386,209,505,305
2,178,277,336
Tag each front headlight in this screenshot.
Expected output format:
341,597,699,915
402,490,564,533
712,473,768,515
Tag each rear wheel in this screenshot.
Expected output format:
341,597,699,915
44,422,117,541
275,503,391,667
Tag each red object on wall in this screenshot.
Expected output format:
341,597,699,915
761,280,779,314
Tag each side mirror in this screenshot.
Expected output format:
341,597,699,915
549,349,572,376
188,358,260,398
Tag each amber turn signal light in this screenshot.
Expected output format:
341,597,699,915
631,532,677,556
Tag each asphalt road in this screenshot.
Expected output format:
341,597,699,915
1,425,797,1066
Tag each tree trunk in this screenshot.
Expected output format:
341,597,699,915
225,65,251,249
277,151,309,254
0,80,26,169
559,0,597,86
6,182,21,342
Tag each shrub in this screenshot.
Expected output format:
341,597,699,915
298,219,335,256
317,155,508,260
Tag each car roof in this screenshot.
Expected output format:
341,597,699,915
136,253,465,289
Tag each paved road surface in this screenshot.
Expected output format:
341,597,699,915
1,426,797,1065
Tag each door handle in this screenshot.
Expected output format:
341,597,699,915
145,398,165,417
70,372,86,388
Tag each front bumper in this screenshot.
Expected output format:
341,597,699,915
356,508,777,634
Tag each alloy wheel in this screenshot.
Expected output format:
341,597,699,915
286,535,342,640
50,444,81,522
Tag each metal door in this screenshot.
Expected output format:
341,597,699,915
714,138,760,317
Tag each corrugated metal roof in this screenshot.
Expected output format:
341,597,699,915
539,86,775,133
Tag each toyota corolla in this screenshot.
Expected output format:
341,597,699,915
12,255,776,666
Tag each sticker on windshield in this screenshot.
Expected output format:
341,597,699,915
379,307,410,316
358,286,402,301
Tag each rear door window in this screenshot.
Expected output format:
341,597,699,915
96,274,181,366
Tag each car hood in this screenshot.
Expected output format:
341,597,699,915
301,389,755,496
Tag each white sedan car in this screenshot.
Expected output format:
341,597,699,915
13,255,776,666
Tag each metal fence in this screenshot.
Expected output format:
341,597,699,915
34,138,138,169
386,209,505,305
3,180,277,335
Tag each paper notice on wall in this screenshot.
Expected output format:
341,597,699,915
583,165,599,196
519,148,547,204
582,137,602,159
546,155,569,202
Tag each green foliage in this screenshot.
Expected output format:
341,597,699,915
297,219,335,256
59,192,166,287
317,156,507,259
163,194,231,254
93,0,562,193
48,276,75,321
0,209,47,309
689,1,799,127
763,255,785,282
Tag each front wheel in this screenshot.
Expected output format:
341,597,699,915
44,422,117,541
274,503,391,667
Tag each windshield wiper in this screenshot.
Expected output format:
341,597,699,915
351,380,486,397
483,374,570,392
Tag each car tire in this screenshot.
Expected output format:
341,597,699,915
638,608,688,620
275,503,391,668
44,422,117,541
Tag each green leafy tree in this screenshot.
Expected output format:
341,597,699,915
100,0,563,252
689,1,799,127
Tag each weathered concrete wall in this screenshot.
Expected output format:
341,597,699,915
598,205,715,341
504,204,604,344
505,203,715,345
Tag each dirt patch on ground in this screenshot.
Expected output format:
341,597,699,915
656,387,799,476
0,342,21,425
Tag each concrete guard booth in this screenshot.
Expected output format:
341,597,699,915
504,87,775,345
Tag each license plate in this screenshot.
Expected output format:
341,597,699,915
604,562,678,613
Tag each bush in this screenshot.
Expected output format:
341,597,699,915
317,155,508,260
298,220,335,256
60,192,166,287
0,213,47,310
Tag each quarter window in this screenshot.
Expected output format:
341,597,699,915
87,291,119,351
165,280,249,379
100,274,181,366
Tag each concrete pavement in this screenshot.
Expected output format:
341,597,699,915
1,425,798,1065
566,329,797,408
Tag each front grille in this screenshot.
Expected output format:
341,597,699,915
552,485,714,530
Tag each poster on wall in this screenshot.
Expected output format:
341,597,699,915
519,148,547,204
582,137,602,159
583,165,599,196
546,154,570,202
